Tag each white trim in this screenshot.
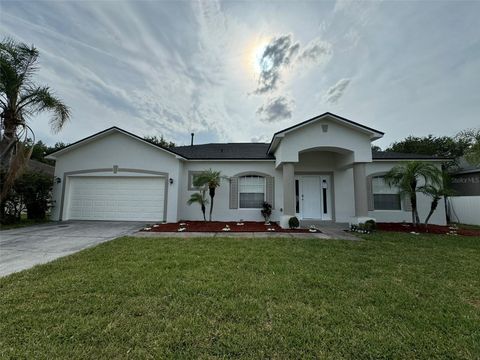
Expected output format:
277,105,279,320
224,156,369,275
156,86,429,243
268,113,384,153
46,127,186,160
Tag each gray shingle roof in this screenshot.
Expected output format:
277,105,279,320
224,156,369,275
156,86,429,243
371,151,448,160
172,144,448,161
172,143,275,159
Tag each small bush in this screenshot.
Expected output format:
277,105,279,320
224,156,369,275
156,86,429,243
288,216,299,229
365,219,376,232
261,202,272,223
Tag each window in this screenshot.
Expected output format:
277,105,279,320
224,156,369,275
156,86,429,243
372,176,401,210
239,175,265,208
188,171,203,190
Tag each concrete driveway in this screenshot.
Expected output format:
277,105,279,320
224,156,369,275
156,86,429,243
0,221,145,277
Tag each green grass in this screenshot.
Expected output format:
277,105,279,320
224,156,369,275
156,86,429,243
1,233,479,359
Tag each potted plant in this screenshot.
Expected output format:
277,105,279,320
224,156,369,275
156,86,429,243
261,201,272,224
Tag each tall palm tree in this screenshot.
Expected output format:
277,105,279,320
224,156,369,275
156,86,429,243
384,161,442,227
0,38,70,201
194,169,222,221
187,190,209,221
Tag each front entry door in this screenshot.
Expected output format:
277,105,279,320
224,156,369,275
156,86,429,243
295,175,332,220
301,176,321,219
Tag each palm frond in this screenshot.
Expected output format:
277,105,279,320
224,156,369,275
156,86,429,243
18,86,71,132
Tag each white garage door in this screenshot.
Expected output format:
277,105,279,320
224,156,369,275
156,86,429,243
67,176,165,221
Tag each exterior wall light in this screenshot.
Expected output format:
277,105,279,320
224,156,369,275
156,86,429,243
169,178,174,185
322,179,328,189
55,177,62,184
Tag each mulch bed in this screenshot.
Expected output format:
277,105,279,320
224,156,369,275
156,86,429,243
142,221,313,233
377,222,480,236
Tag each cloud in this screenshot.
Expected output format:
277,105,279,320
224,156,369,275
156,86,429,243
256,96,294,123
323,78,351,104
297,39,332,63
255,35,300,94
251,135,270,143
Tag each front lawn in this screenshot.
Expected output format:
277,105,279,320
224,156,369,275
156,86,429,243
1,233,479,358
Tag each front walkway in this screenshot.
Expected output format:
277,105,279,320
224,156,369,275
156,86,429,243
134,223,358,240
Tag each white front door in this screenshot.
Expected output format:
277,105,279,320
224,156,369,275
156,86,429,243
295,175,332,220
301,176,321,219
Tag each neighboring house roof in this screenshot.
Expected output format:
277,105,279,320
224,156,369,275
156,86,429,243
27,159,55,177
371,151,450,161
172,143,275,160
267,112,385,154
451,157,480,175
45,126,187,160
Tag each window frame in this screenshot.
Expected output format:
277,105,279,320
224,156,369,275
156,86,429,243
238,175,266,209
372,175,402,211
187,171,204,191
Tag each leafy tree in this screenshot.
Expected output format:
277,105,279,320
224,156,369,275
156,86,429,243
371,145,382,152
384,161,442,227
187,190,209,221
194,169,223,221
386,135,470,169
0,38,70,201
144,135,175,148
455,128,480,166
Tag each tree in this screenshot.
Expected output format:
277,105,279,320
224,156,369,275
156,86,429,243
386,135,470,169
194,169,223,221
0,38,70,201
187,190,209,221
455,128,480,166
420,175,454,230
144,135,175,148
384,161,442,227
371,145,382,152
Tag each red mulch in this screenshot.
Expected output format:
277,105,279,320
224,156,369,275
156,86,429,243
142,221,313,233
377,223,480,236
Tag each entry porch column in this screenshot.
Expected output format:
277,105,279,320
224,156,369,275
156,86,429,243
280,162,295,228
353,162,369,217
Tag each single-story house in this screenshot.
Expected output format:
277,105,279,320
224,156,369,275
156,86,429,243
47,112,448,227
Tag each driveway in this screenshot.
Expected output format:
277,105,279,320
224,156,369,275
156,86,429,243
0,221,145,277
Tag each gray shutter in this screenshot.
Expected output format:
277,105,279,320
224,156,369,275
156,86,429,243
367,174,374,211
402,195,412,211
265,176,275,209
229,177,238,209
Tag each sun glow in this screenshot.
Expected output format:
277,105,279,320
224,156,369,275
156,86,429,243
248,38,270,74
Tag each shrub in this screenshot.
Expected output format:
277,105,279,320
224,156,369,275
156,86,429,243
288,216,299,229
261,202,272,223
365,219,376,232
1,171,53,224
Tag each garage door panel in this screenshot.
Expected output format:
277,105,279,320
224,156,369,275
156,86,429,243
67,176,165,221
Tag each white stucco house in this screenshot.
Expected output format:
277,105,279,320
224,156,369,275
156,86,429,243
47,112,448,227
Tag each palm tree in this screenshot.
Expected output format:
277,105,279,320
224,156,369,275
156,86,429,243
187,190,209,221
0,38,70,201
384,161,442,227
194,169,222,221
420,172,454,230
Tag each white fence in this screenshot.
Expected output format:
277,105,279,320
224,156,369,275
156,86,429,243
447,196,480,225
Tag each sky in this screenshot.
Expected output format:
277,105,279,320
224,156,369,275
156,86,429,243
1,0,479,149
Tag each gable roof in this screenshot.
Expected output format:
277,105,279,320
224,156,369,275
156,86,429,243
172,143,275,160
45,126,186,160
267,112,385,154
